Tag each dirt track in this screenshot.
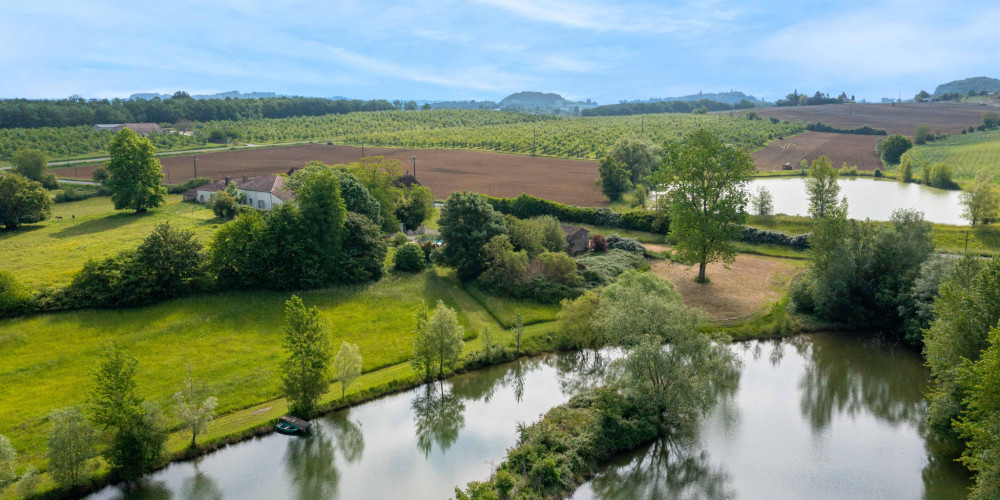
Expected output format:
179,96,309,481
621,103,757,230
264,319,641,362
651,255,802,323
753,132,882,171
57,144,607,207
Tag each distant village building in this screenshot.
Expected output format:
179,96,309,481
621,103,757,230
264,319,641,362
561,225,590,255
184,175,294,211
91,123,164,135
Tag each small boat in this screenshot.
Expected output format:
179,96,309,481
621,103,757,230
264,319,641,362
275,415,312,435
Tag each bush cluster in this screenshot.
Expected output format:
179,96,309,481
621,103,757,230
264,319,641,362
604,234,644,253
740,227,810,249
393,242,426,272
165,177,212,194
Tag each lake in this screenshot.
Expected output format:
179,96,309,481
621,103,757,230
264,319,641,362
749,177,965,225
85,334,969,499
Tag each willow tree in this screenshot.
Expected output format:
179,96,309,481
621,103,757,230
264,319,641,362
658,129,754,282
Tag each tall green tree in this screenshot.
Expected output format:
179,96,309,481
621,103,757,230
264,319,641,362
173,370,218,448
410,301,464,379
46,407,98,487
439,191,505,282
0,172,52,229
658,129,754,282
10,149,46,181
333,342,362,400
105,128,167,213
88,340,165,481
805,156,841,218
410,305,434,380
924,257,1000,442
597,156,632,202
955,325,1000,499
751,186,774,216
607,136,663,185
294,168,346,287
281,295,332,416
960,169,999,225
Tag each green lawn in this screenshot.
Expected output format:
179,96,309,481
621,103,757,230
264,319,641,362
0,195,223,290
903,129,1000,182
0,267,503,465
464,285,562,327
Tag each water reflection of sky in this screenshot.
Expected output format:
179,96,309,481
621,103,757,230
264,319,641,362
749,178,965,225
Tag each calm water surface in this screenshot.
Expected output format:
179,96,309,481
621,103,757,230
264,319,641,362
86,334,969,500
85,351,611,500
749,177,964,225
573,333,970,499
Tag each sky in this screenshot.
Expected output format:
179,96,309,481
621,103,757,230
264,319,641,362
1,0,998,103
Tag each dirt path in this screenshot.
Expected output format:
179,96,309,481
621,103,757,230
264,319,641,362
651,254,803,324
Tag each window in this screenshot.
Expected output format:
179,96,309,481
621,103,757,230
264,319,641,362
199,194,204,202
258,200,265,209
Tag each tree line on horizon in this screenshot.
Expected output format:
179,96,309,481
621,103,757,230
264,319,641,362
0,94,396,130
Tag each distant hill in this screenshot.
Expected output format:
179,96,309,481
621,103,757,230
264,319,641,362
934,77,1000,96
128,91,294,100
498,91,597,115
624,91,763,106
429,100,499,110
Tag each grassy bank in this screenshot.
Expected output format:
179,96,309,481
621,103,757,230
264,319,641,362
903,128,1000,181
0,196,222,290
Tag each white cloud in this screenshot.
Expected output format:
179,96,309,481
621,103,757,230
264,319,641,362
541,55,598,73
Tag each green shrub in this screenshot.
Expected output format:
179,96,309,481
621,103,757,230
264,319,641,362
209,191,240,219
391,232,408,246
605,234,644,253
576,250,644,286
873,168,883,178
336,212,387,284
393,243,425,272
928,163,959,189
0,270,32,317
54,185,102,203
789,275,815,314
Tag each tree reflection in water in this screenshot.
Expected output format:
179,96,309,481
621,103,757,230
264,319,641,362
797,333,927,432
112,479,172,500
328,412,365,464
584,432,734,500
554,349,614,396
284,424,338,500
179,459,223,500
412,383,466,457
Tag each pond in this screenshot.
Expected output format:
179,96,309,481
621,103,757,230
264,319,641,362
85,351,612,500
572,333,971,499
85,334,970,499
748,177,965,225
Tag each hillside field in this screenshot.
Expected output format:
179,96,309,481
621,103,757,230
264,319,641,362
902,128,1000,181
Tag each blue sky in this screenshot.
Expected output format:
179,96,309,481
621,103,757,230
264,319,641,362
1,0,998,103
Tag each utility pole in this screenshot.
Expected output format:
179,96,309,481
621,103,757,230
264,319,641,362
532,128,536,157
361,140,365,158
193,156,197,179
411,155,417,179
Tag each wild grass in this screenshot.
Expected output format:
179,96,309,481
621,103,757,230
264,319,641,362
0,195,222,290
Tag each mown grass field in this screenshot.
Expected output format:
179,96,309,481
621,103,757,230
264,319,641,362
902,129,1000,182
0,267,504,466
0,195,222,290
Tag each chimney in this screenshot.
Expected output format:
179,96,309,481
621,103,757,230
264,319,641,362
242,176,248,183
225,176,232,185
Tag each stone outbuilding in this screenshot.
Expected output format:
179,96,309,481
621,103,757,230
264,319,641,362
561,225,590,256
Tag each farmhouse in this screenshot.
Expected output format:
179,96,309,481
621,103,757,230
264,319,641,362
91,123,165,135
184,175,294,211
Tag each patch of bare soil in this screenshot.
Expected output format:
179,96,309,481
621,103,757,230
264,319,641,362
651,255,802,323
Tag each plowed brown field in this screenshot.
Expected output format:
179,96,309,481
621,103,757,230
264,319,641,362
59,145,607,207
753,132,882,171
752,102,987,135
